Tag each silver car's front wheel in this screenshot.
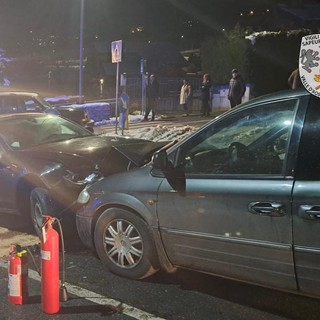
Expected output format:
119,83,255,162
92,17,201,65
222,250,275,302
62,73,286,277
94,208,159,279
105,218,143,268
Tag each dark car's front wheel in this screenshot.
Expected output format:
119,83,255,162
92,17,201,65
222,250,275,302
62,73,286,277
94,208,159,279
30,187,54,237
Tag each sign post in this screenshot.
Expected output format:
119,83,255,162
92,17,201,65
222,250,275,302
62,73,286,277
140,59,146,116
78,0,84,104
111,40,122,133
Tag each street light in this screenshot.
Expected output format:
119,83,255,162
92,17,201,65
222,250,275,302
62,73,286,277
99,78,104,97
79,0,84,103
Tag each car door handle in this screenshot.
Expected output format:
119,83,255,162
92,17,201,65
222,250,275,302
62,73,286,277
299,205,320,220
248,202,286,217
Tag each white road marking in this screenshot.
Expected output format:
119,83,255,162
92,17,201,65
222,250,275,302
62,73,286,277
0,259,165,320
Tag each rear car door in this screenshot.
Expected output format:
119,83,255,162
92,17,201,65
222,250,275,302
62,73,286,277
157,96,304,291
0,141,16,212
292,95,320,297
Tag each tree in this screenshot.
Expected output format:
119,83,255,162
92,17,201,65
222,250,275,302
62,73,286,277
0,49,13,87
201,25,248,85
245,29,315,95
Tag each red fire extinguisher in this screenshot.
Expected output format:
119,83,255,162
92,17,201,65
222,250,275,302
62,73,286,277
8,245,28,305
41,216,60,314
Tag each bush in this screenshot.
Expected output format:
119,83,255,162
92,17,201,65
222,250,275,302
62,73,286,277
201,27,317,96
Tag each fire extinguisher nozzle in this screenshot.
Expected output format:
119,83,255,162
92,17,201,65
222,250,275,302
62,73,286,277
61,285,68,302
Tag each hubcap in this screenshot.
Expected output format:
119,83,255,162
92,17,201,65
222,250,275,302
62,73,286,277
104,219,143,269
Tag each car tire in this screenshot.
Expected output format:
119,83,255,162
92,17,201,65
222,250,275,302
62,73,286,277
30,187,54,237
94,208,159,279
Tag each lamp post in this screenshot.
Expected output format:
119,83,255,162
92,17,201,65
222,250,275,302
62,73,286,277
78,0,84,104
99,78,104,97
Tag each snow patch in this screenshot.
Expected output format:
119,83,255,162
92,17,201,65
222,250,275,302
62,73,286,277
102,124,196,142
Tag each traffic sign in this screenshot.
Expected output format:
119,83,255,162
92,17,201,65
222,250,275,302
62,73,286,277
111,40,122,63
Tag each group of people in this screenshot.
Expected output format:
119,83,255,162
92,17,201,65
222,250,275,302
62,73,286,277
138,65,304,122
180,69,246,117
142,69,247,121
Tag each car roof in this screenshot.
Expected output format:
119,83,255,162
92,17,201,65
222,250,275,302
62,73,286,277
0,91,40,97
0,112,49,120
240,88,309,108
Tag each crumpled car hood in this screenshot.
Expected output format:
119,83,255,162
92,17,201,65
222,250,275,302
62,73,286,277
19,135,169,175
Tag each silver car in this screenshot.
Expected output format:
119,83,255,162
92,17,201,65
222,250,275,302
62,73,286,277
76,89,320,298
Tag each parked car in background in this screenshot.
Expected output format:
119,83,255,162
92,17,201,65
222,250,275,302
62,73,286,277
0,113,167,236
76,88,320,299
0,91,93,130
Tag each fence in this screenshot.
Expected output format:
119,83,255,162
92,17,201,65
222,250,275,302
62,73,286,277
125,76,204,114
124,76,252,115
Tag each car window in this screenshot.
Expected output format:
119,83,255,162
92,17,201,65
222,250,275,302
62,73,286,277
23,98,43,111
0,96,20,113
296,95,320,180
179,99,298,175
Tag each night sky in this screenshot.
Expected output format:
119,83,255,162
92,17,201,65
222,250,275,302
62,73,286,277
0,0,312,54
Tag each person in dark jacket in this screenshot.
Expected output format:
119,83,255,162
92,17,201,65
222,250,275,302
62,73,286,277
288,68,303,89
144,74,160,121
200,73,211,117
228,69,246,108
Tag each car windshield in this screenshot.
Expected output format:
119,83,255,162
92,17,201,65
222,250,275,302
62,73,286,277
0,114,93,149
201,110,293,150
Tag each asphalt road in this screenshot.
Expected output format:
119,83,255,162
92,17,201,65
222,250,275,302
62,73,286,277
1,212,320,320
1,116,320,319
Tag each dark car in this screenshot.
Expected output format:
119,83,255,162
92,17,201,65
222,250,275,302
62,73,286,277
0,91,93,130
76,89,320,298
0,113,167,235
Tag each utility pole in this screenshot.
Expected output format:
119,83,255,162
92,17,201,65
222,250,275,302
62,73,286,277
78,0,84,103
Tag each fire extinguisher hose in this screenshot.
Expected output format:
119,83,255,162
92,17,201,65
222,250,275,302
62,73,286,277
53,218,68,302
26,245,40,275
26,217,69,303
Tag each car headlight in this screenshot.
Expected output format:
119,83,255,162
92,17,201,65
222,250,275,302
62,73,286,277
77,188,91,204
63,171,102,187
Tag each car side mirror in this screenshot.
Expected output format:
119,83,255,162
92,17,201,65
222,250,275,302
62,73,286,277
152,149,169,171
152,149,186,195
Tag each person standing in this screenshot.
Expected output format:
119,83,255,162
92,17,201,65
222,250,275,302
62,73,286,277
288,68,302,89
179,79,192,116
228,69,246,108
200,73,211,117
144,74,159,121
119,88,129,130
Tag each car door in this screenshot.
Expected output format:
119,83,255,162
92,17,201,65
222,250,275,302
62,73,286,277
292,94,320,297
0,140,16,212
157,97,302,291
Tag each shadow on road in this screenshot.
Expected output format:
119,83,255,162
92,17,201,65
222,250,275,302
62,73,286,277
58,214,90,253
0,213,35,234
146,269,320,320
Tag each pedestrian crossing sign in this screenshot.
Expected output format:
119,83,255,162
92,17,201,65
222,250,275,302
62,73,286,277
111,40,122,63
